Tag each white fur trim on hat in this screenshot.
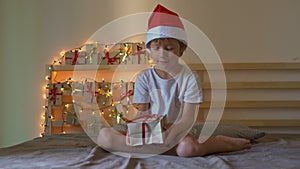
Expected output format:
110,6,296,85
146,25,187,46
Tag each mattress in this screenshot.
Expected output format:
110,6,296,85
0,133,300,169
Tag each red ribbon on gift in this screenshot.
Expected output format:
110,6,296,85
120,83,134,104
85,82,96,103
104,50,120,65
65,50,79,65
132,44,145,64
49,84,62,105
129,114,157,144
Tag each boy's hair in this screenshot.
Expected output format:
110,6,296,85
146,38,187,56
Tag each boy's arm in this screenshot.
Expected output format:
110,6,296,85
137,103,151,116
164,102,200,146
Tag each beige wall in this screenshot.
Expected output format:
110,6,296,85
0,0,299,147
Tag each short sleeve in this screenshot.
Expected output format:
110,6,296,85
133,73,150,104
183,72,203,103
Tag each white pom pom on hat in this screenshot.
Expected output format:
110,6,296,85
146,4,187,46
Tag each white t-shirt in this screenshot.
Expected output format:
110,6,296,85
133,65,202,123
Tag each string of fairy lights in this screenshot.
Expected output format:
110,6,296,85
40,42,150,137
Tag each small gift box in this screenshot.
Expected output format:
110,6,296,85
49,83,62,105
76,51,86,64
72,82,84,96
120,82,134,105
100,45,121,65
131,43,147,64
65,111,79,125
98,94,111,107
64,50,79,65
79,109,103,136
86,111,102,135
97,82,112,107
85,43,100,64
119,43,132,64
126,114,167,146
83,81,98,104
62,82,72,95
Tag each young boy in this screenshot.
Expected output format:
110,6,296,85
97,4,251,157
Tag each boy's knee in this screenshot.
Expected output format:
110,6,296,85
176,136,204,157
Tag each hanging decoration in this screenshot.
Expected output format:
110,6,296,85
41,41,147,136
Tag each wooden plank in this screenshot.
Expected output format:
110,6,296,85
188,62,300,70
200,101,300,108
219,120,300,127
202,82,300,89
52,125,84,134
51,64,150,71
49,62,300,71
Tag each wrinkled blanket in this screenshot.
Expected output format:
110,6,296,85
0,134,300,169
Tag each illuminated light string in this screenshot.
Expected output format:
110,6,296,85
41,41,145,136
42,75,135,136
51,42,146,65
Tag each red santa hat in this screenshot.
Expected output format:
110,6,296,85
146,4,187,46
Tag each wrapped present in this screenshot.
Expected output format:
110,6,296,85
76,51,86,64
79,109,103,136
49,83,62,105
131,43,147,64
126,114,166,146
120,82,134,105
65,50,79,65
100,45,121,65
119,43,133,64
62,82,72,95
72,82,84,96
65,111,79,125
97,82,112,107
83,81,98,104
98,94,111,107
85,44,99,64
86,111,102,135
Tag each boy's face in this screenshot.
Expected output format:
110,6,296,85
149,38,183,70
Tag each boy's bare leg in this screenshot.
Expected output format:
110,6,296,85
176,135,251,157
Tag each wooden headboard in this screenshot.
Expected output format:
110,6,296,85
190,62,300,133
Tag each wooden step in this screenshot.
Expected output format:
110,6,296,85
221,120,300,127
188,62,300,70
202,81,300,89
200,101,300,108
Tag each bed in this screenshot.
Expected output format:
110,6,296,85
2,62,299,169
1,129,300,169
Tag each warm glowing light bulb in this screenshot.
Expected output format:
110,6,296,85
60,51,65,56
44,85,49,90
